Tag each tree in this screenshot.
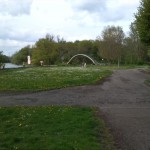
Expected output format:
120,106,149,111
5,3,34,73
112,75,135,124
0,51,10,63
0,51,3,63
0,51,3,69
32,36,58,65
135,0,150,46
98,26,125,66
55,36,67,63
123,22,147,64
11,46,31,65
77,40,93,54
0,51,10,69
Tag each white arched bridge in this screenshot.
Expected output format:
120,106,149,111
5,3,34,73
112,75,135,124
67,54,98,65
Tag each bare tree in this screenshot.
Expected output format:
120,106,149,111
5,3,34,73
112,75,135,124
98,26,125,67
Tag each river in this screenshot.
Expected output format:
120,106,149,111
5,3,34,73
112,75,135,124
4,63,23,69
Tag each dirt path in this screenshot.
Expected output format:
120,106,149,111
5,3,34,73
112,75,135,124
0,69,150,150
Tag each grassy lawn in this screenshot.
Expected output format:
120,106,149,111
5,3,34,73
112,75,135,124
0,66,111,92
94,64,150,70
0,106,116,150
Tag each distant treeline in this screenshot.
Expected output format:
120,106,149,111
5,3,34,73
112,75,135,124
3,0,150,66
0,51,10,63
11,25,149,66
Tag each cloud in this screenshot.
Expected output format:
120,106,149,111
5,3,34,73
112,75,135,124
70,0,107,13
0,0,33,16
0,39,34,56
105,0,139,21
0,0,140,56
67,0,105,15
67,0,139,23
0,25,45,43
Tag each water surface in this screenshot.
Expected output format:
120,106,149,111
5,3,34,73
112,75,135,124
4,63,22,69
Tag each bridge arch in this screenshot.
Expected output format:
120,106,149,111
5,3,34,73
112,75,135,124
67,54,96,65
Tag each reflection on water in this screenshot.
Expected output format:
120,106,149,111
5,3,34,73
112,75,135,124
4,63,22,69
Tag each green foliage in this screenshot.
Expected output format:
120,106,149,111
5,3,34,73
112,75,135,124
0,106,116,150
0,51,3,64
0,67,112,92
11,46,31,65
0,51,10,63
0,51,10,69
123,22,147,64
11,35,101,66
11,19,149,66
135,0,150,45
146,46,150,61
98,26,125,65
32,38,58,65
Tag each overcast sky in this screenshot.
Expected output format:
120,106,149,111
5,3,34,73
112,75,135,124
0,0,140,56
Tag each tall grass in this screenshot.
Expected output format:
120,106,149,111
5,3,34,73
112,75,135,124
0,67,111,92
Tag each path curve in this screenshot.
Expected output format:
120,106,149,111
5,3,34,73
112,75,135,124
0,69,150,150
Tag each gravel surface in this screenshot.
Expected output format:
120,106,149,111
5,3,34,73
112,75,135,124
0,69,150,150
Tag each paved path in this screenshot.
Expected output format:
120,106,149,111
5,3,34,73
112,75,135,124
0,69,150,150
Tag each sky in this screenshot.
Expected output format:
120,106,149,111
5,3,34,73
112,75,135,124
0,0,140,56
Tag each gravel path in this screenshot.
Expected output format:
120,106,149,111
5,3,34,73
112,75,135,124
0,69,150,150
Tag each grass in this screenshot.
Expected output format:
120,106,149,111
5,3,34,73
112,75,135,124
146,80,150,86
0,66,112,92
93,64,150,70
142,68,150,86
0,106,116,150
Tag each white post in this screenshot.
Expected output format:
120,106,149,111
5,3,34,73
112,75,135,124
27,56,31,65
